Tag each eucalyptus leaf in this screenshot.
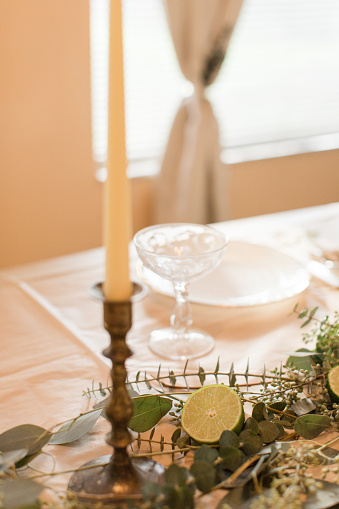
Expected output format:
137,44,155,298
163,484,194,509
285,350,323,358
194,444,219,464
128,395,172,433
171,428,181,445
279,409,297,429
0,479,43,508
0,449,28,472
239,430,263,456
252,402,269,422
219,445,245,472
15,452,41,469
294,414,331,439
49,408,102,445
0,424,52,456
243,417,259,434
286,348,315,372
274,421,286,439
219,430,240,449
190,460,216,493
168,370,176,386
95,396,110,420
177,435,190,449
165,463,189,487
198,366,206,386
258,421,280,444
267,401,286,412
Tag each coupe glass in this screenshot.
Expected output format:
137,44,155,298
134,223,228,360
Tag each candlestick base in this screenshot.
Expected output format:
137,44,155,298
67,282,164,506
68,454,164,505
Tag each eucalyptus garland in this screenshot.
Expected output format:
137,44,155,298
1,306,339,509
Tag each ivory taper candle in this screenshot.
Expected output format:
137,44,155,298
104,0,132,301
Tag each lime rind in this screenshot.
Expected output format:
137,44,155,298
327,365,339,404
181,384,244,444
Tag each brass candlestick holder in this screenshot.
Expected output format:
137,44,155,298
68,282,165,505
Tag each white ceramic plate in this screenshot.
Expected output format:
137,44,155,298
138,241,310,307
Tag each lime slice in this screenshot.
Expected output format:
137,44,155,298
181,384,244,444
327,365,339,403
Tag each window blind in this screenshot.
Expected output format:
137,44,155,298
90,0,339,172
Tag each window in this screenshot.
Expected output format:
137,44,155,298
90,0,339,176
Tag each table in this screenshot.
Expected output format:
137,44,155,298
1,202,339,506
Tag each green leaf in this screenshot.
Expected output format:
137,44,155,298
128,395,172,432
243,417,259,434
164,484,194,509
298,308,308,319
229,362,236,387
0,425,52,456
194,444,219,464
0,479,43,508
268,401,287,412
258,421,280,444
49,408,102,445
214,357,220,383
98,382,106,397
287,348,316,372
239,430,263,456
198,366,206,386
219,445,245,472
252,402,269,422
190,460,216,493
177,435,191,449
165,463,190,487
171,428,181,445
169,370,176,386
274,421,286,439
245,359,250,391
219,430,240,449
144,371,152,390
309,306,319,318
294,414,331,439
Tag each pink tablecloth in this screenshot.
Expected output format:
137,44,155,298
1,202,339,503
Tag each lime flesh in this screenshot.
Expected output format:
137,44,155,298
181,384,244,444
328,365,339,403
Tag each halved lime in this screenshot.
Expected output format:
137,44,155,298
327,365,339,403
181,384,244,444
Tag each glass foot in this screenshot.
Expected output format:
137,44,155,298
149,328,215,360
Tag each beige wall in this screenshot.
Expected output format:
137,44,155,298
0,0,102,268
226,149,339,219
1,1,338,269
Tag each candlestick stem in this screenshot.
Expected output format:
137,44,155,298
68,283,164,505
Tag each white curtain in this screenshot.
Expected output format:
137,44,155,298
155,0,243,224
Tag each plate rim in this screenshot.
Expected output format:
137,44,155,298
136,240,310,308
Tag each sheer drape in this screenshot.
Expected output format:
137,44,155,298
155,0,243,224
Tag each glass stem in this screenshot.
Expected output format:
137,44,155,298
171,282,192,335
